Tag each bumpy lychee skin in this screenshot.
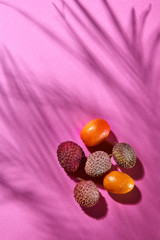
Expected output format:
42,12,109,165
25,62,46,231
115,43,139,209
57,141,85,173
112,143,137,168
74,180,100,207
85,151,111,177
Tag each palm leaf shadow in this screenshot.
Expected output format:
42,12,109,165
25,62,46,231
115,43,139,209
0,1,159,238
0,47,94,238
52,0,158,123
0,46,95,183
0,0,158,196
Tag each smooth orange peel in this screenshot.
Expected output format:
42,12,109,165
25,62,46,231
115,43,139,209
80,118,110,147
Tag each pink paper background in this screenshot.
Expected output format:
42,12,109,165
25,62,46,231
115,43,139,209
0,0,159,240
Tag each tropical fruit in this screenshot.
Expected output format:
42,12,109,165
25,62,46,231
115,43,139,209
85,151,111,177
74,180,100,207
57,141,85,172
80,118,110,147
112,143,136,168
103,171,134,194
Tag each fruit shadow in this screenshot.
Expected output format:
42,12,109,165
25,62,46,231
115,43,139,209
108,185,142,205
81,193,108,219
87,131,118,155
118,157,145,180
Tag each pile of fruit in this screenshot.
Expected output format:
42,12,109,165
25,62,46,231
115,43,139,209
57,118,137,208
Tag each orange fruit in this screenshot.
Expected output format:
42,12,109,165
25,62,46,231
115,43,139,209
103,171,134,194
80,118,110,147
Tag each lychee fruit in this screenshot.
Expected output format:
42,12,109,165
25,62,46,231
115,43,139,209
57,141,85,172
74,180,100,207
112,143,137,168
85,151,112,177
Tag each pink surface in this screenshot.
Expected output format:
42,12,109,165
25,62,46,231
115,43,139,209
0,0,159,240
